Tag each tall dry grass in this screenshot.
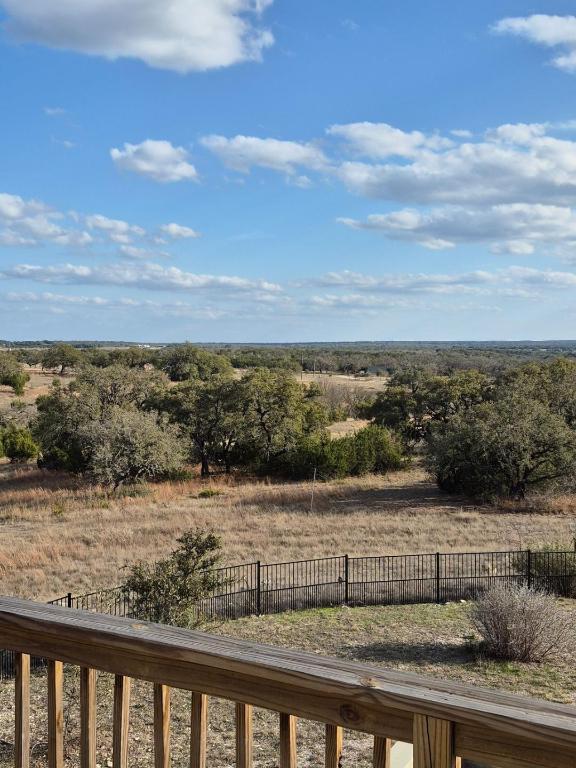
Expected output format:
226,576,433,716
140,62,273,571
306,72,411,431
2,462,576,601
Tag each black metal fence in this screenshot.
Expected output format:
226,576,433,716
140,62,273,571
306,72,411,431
2,548,576,680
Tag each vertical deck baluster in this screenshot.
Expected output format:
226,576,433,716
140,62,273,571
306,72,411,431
112,675,131,768
154,684,170,768
413,715,456,768
372,736,392,767
190,692,207,768
80,667,97,768
15,652,30,768
325,724,342,768
279,713,297,768
47,660,64,768
235,703,253,768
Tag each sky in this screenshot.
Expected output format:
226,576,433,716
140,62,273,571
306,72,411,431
2,2,576,342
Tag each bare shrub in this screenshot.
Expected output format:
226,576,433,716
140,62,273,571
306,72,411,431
471,583,573,662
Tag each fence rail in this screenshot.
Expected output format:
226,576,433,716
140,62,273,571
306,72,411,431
2,547,576,680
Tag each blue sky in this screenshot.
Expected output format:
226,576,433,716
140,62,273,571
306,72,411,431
2,1,576,341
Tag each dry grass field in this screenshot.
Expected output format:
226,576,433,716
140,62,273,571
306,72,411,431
1,462,575,601
1,600,575,767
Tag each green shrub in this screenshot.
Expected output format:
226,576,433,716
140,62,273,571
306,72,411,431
1,426,39,463
198,488,223,498
122,530,225,626
278,425,404,480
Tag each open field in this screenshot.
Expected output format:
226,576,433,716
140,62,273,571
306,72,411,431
1,600,575,767
1,463,575,601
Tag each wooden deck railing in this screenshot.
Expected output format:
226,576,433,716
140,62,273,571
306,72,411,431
1,596,576,767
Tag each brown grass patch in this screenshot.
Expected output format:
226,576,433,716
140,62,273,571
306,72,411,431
1,463,575,601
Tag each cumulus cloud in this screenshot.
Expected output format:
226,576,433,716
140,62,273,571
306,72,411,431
201,134,328,175
493,15,576,73
203,122,576,211
335,125,576,205
85,213,145,244
339,203,576,253
0,192,93,247
327,122,453,159
110,140,198,183
0,0,274,73
0,261,282,295
160,222,200,239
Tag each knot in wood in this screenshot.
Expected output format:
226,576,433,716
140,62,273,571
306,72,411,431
339,703,360,724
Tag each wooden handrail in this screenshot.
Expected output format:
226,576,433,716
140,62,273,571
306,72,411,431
1,595,576,767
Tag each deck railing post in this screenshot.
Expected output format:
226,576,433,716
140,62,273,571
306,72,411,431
435,552,441,603
527,549,532,589
256,561,262,615
67,592,73,608
344,554,349,605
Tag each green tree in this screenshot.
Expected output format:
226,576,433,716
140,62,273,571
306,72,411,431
41,343,84,375
157,376,249,476
84,408,184,489
122,530,224,626
242,368,329,467
160,343,233,382
426,395,576,500
368,369,491,445
0,353,30,395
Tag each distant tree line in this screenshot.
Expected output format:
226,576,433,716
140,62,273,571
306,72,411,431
6,341,576,501
12,339,576,378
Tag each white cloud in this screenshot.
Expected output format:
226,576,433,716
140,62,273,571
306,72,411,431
327,122,453,159
85,213,145,243
1,0,274,73
43,106,67,117
493,15,576,73
0,192,93,247
201,134,328,175
334,124,576,205
110,140,198,183
313,267,576,298
2,291,229,319
1,261,282,295
119,245,169,260
339,203,576,253
160,222,200,239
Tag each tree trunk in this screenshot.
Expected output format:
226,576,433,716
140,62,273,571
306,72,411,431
200,455,210,477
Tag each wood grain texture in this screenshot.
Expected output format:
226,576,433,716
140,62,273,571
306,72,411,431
325,724,342,768
80,668,97,768
15,652,30,768
413,715,454,768
279,713,297,768
47,660,64,768
112,675,131,768
236,702,253,768
372,736,391,767
190,692,207,768
154,684,170,768
1,597,576,768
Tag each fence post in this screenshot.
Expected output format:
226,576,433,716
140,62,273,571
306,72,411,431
435,552,441,603
67,592,73,608
344,555,349,606
527,549,532,589
256,561,262,615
